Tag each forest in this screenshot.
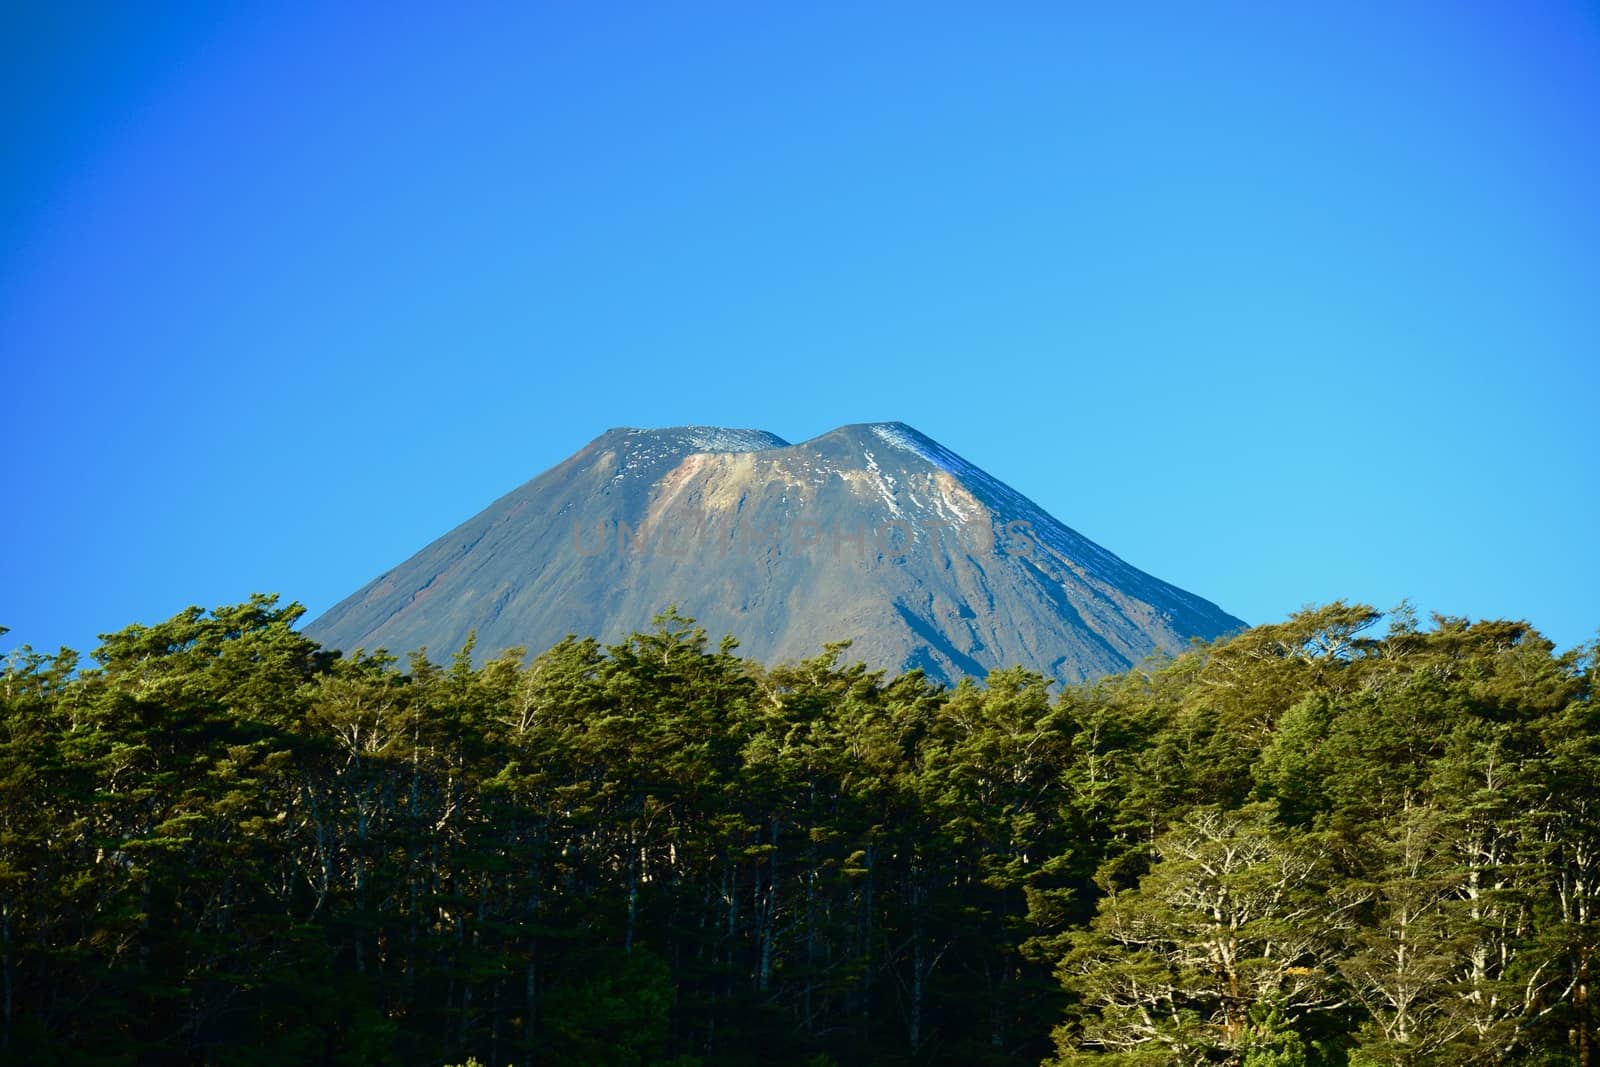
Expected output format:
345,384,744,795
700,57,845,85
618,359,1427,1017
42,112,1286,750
0,595,1595,1067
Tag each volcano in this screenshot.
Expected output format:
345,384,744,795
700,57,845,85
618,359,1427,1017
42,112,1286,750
305,423,1242,684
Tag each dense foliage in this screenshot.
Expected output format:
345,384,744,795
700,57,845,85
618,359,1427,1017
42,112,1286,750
0,596,1594,1066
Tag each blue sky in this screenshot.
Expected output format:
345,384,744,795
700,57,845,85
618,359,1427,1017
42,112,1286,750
4,2,1597,660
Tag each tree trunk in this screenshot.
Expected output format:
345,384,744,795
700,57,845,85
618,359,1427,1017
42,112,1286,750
759,818,779,992
525,843,541,1067
2,902,11,1054
1579,943,1592,1067
910,912,924,1055
626,838,639,955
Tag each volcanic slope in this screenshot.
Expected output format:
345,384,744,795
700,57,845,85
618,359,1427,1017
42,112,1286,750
305,423,1243,684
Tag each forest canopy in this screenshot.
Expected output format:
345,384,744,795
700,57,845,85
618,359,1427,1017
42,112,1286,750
0,595,1595,1066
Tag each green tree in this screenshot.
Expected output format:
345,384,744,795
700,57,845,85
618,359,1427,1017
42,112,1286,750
1051,807,1355,1065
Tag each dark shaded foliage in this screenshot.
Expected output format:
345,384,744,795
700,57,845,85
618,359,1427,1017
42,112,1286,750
0,597,1593,1067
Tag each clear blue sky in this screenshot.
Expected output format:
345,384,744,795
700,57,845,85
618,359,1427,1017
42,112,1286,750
4,2,1597,660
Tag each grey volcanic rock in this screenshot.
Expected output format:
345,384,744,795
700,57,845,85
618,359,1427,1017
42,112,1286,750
305,423,1243,684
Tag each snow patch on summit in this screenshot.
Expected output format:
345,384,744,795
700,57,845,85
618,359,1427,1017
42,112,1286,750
867,423,986,484
610,427,788,483
677,427,789,453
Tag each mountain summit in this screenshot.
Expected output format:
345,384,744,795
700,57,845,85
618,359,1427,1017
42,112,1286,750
305,423,1243,683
